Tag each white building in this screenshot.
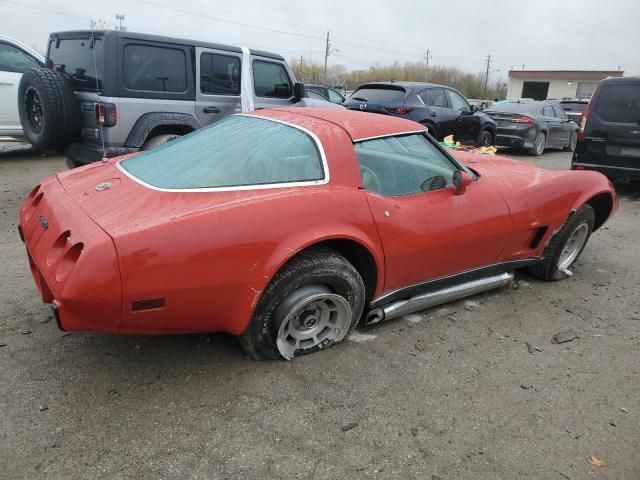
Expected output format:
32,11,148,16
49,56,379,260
506,70,623,100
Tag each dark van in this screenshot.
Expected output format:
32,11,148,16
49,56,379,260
572,77,640,180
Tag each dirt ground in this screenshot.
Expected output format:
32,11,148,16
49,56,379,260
1,143,638,480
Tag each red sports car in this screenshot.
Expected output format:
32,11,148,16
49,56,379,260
19,109,617,360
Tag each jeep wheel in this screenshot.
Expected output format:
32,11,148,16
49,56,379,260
18,67,80,152
142,134,180,150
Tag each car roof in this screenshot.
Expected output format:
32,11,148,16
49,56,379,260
251,108,426,142
48,30,284,60
356,81,453,91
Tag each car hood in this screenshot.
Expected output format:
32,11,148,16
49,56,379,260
55,157,306,238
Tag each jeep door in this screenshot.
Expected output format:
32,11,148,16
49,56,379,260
195,47,243,125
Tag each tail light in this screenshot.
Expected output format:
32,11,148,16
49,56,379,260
388,106,413,115
95,103,117,127
511,115,535,124
578,92,595,141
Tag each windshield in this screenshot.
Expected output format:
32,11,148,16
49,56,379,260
120,116,325,190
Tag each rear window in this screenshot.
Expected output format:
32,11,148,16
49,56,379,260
485,102,539,114
47,36,104,91
123,44,187,92
560,102,587,112
350,87,406,104
119,115,324,190
594,83,640,123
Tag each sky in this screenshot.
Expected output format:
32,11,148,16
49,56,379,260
2,0,639,82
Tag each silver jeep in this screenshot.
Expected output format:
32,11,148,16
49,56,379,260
18,30,339,168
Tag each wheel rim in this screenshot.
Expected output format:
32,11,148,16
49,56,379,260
275,290,352,360
535,133,545,155
558,222,589,271
570,133,577,151
25,87,43,134
481,132,491,146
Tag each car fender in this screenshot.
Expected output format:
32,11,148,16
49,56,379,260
124,112,201,148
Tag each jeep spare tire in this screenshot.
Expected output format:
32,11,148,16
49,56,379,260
18,67,81,152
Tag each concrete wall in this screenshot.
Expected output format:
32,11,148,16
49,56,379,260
507,77,598,99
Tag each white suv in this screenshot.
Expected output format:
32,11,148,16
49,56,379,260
0,35,44,141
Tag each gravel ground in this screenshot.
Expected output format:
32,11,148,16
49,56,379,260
1,144,638,480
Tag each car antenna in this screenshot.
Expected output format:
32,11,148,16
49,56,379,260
89,23,108,163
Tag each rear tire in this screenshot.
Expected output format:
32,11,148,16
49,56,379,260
529,204,595,281
528,132,546,156
18,67,81,152
142,134,180,150
239,247,365,360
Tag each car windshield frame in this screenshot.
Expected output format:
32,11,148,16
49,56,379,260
117,115,330,192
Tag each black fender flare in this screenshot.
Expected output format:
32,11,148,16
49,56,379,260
125,112,201,148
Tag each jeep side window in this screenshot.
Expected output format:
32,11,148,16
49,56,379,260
252,60,292,98
123,44,187,92
200,53,241,96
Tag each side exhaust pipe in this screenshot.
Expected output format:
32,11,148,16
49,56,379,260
365,272,514,326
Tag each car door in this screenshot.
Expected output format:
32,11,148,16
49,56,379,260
552,104,573,146
445,89,479,143
195,48,243,125
252,58,295,109
355,132,513,293
418,87,455,139
540,104,562,146
0,41,41,135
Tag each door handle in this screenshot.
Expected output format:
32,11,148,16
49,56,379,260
203,106,220,114
0,82,14,86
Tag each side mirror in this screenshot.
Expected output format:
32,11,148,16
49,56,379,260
293,82,306,102
469,104,478,113
453,170,473,193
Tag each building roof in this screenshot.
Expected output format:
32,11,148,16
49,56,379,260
508,70,624,81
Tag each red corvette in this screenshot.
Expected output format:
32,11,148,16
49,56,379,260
19,109,617,359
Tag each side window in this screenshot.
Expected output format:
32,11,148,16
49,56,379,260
552,105,567,119
123,44,187,92
252,61,292,98
355,134,457,196
542,105,555,117
445,89,470,111
200,53,241,95
0,43,40,73
420,88,448,108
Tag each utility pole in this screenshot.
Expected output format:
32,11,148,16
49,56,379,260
115,14,126,31
423,50,432,80
323,31,338,79
483,53,491,98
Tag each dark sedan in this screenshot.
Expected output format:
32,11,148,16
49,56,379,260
559,99,589,125
305,84,346,104
484,101,578,155
343,82,497,146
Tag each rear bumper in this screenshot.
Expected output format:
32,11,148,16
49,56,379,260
494,134,534,149
19,176,122,332
571,162,640,180
65,142,138,169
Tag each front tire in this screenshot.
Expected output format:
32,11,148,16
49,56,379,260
476,129,493,147
529,204,595,281
239,247,365,360
528,132,546,156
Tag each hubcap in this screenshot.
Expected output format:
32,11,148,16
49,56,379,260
275,291,352,360
558,222,589,271
535,134,545,155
